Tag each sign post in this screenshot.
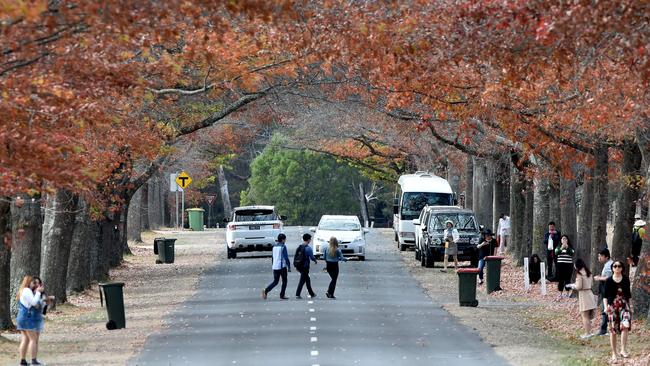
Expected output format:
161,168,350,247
175,172,192,229
540,263,547,295
523,257,530,291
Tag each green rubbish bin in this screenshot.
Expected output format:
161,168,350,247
485,255,505,294
457,268,480,307
187,208,205,231
99,282,125,330
155,238,176,264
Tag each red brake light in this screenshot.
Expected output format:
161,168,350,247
273,223,281,229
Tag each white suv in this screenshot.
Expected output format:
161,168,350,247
225,206,286,259
310,215,369,261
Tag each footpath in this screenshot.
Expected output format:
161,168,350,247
394,230,650,366
0,230,220,366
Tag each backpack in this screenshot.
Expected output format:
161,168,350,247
293,245,306,269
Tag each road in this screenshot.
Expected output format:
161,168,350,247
130,227,507,366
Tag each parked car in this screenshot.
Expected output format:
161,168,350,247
414,206,481,268
225,206,286,259
310,215,369,261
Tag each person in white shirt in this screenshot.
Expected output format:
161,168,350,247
497,213,511,255
262,234,291,300
15,275,46,366
440,220,460,272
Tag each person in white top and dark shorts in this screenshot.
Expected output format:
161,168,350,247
16,275,48,366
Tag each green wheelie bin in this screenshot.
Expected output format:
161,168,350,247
155,238,176,264
187,208,205,231
99,282,125,330
457,268,479,307
485,255,505,294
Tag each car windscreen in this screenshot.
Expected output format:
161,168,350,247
234,209,277,222
318,219,361,231
430,213,478,231
400,192,453,220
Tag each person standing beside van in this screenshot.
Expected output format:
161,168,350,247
440,220,460,272
262,234,291,300
323,237,348,299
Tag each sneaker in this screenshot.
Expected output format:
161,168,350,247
261,289,267,300
31,360,45,365
440,269,447,273
280,296,289,300
325,292,332,298
309,294,316,298
20,360,28,366
295,295,302,299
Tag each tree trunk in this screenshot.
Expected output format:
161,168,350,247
95,212,122,280
510,166,526,261
159,174,167,227
67,199,98,292
140,181,149,231
560,176,578,249
9,196,43,313
632,127,650,318
533,176,550,258
590,145,609,275
464,155,473,209
40,190,78,304
218,165,233,219
549,179,561,232
120,208,130,256
127,187,142,242
358,183,370,227
578,168,594,268
473,158,494,228
0,200,13,329
493,157,511,233
520,180,534,265
611,142,642,262
148,178,160,229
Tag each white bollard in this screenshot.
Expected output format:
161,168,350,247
540,263,547,295
524,257,530,291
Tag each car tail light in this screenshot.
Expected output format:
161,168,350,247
228,224,236,231
273,223,281,229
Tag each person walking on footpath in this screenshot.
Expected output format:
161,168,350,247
565,259,597,339
604,261,633,362
294,233,318,299
554,235,575,300
16,275,46,366
476,229,497,285
262,233,291,300
497,213,511,255
594,248,614,336
440,220,460,272
323,237,348,299
543,221,562,280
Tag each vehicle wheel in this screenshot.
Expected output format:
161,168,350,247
425,249,435,268
358,256,365,261
471,300,479,307
415,249,421,261
420,250,426,267
399,244,407,251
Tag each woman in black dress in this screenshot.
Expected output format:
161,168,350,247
603,260,632,362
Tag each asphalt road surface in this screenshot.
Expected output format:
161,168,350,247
130,227,507,366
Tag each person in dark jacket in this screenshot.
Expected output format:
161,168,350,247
543,221,562,280
476,229,497,285
295,233,318,299
529,254,542,284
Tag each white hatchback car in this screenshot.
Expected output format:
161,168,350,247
310,215,369,261
225,206,286,259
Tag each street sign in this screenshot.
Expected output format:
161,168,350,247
170,173,182,192
176,171,192,189
206,195,216,205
